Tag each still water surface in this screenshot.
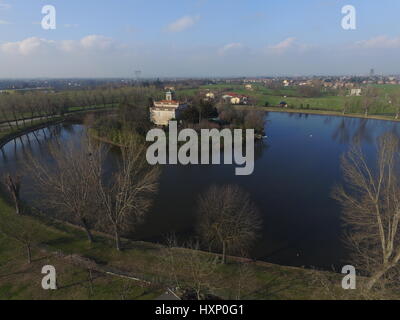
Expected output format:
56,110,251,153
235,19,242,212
1,112,398,269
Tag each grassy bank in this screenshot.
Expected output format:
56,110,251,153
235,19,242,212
0,118,64,148
0,104,116,126
0,106,117,146
0,200,163,300
0,196,343,300
0,235,160,300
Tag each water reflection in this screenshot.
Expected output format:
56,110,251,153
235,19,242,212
0,112,398,269
330,116,400,145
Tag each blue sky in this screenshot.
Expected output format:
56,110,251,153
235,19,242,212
0,0,400,77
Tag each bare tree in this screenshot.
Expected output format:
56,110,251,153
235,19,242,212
0,215,42,264
244,110,266,134
197,185,261,264
333,132,400,291
0,96,16,130
162,238,220,300
27,136,102,243
96,136,160,251
362,87,379,117
234,261,257,300
343,97,351,115
5,174,21,215
389,90,400,120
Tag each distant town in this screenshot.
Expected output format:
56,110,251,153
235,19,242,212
1,73,399,92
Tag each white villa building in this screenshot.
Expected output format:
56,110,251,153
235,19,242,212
222,93,249,105
205,92,215,100
150,91,188,126
349,88,362,96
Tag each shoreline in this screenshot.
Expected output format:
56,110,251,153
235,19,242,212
237,105,400,123
88,130,124,148
0,118,65,149
0,107,116,149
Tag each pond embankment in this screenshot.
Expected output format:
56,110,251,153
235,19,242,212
238,105,400,123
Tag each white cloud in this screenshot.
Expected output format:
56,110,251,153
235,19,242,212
1,37,55,55
59,40,77,53
355,35,400,49
0,20,10,24
60,35,115,52
79,35,114,50
269,37,296,51
218,42,243,56
265,37,311,55
1,34,400,78
166,15,200,32
0,35,116,56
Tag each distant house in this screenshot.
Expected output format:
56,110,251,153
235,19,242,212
150,91,188,126
349,88,362,96
205,92,215,100
279,101,288,108
222,93,249,105
323,82,333,88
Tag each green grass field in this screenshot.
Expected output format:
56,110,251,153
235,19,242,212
0,235,160,300
0,193,352,300
0,199,164,300
177,83,400,119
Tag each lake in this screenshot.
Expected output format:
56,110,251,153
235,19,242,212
1,112,398,269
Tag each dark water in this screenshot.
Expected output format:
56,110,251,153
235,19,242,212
1,113,398,269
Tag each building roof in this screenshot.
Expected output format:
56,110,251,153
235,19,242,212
224,92,249,98
156,100,180,104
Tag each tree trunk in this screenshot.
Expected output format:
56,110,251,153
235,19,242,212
81,218,94,243
115,228,121,251
15,200,20,215
11,109,20,130
222,241,227,264
27,244,31,264
1,111,14,131
196,289,201,301
365,268,387,290
365,254,400,290
6,175,21,215
88,269,94,296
